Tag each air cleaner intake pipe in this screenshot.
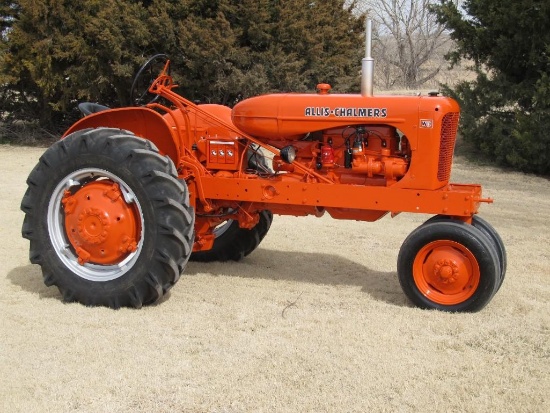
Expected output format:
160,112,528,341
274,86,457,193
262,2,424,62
361,19,374,97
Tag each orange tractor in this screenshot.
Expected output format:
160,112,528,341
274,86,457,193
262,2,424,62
21,22,505,312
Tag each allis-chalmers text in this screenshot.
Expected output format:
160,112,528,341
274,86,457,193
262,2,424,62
304,107,388,118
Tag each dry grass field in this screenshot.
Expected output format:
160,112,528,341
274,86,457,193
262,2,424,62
1,144,548,412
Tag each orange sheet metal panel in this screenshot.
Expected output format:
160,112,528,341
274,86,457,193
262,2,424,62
232,93,458,141
199,177,484,218
62,107,179,163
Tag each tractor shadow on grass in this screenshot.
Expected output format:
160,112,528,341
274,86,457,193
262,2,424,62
7,264,174,307
185,248,411,308
8,249,410,308
7,264,63,302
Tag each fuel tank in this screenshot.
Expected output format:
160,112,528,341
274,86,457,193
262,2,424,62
232,92,459,141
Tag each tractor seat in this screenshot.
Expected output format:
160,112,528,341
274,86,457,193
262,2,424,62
78,102,110,116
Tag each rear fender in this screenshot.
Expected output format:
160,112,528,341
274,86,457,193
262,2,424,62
62,107,179,163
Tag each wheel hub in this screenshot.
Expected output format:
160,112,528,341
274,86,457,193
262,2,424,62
78,207,110,244
433,259,459,284
413,241,480,305
62,181,140,265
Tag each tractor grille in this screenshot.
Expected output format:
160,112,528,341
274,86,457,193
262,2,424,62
438,112,460,182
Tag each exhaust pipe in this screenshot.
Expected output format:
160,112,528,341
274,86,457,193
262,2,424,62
361,19,374,97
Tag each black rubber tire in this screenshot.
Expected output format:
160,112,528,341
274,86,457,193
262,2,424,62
424,214,507,287
20,128,194,308
471,216,507,289
190,210,273,262
397,220,500,312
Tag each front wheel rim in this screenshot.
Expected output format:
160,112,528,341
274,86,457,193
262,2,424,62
47,168,144,282
413,240,480,305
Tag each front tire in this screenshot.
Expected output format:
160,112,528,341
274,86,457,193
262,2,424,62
21,128,194,308
397,220,500,312
424,214,506,288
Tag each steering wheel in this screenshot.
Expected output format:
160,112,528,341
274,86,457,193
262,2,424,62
130,54,170,106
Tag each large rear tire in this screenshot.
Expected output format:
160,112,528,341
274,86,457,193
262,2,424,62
21,128,194,308
397,220,500,312
190,210,273,262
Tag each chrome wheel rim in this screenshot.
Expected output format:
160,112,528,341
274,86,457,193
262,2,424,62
47,168,144,282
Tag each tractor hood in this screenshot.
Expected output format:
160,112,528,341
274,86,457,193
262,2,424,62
232,92,459,141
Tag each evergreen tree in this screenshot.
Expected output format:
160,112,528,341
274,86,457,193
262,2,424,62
172,0,364,104
1,2,18,34
432,0,550,174
1,0,364,132
1,0,152,127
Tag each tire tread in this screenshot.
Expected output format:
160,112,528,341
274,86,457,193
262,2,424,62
20,127,194,308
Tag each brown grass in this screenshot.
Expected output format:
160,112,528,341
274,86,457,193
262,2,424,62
1,145,549,412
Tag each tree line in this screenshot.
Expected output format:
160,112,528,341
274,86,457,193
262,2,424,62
1,0,549,174
432,0,550,175
0,0,365,129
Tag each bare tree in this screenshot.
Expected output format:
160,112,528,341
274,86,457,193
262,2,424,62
354,0,456,90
